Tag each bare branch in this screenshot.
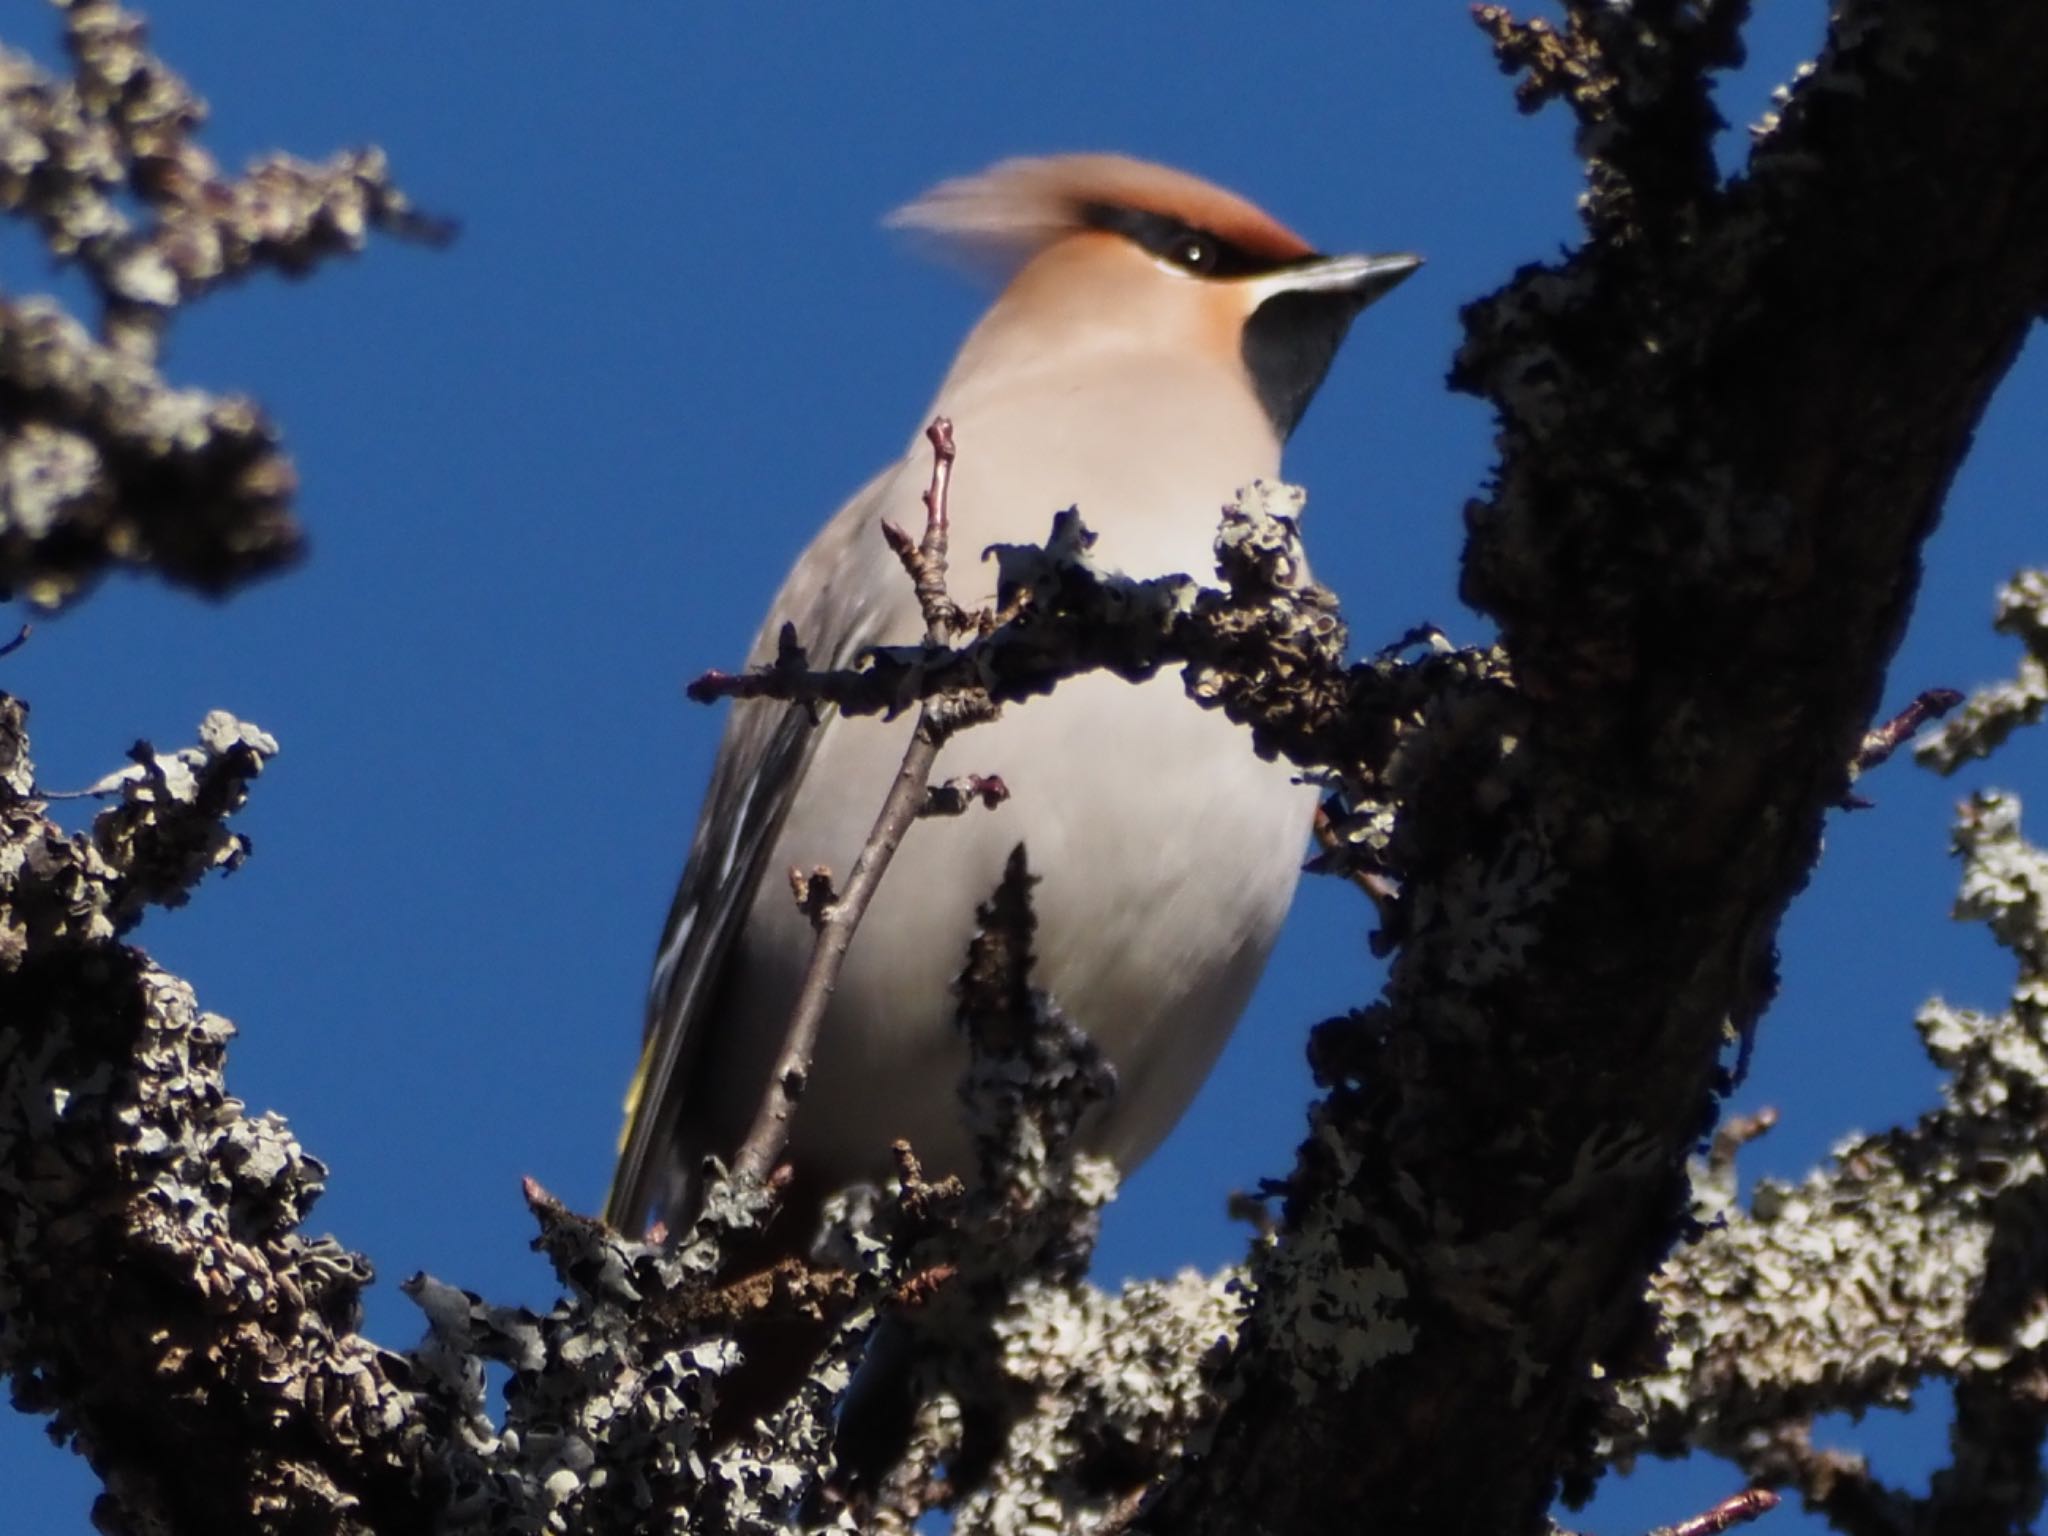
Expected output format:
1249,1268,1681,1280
729,418,993,1187
1647,1487,1778,1536
880,417,969,642
1855,688,1966,776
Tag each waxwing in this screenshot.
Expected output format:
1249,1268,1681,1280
609,153,1419,1241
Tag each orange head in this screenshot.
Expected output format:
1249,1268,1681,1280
889,153,1419,439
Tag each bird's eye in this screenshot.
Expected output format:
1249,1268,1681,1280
1172,232,1219,273
1079,203,1252,277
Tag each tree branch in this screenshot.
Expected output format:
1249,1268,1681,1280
0,701,431,1534
729,417,1001,1187
0,0,447,606
1147,4,2048,1532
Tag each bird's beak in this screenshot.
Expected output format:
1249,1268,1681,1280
1242,251,1423,310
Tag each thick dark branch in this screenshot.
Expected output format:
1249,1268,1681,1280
954,708,2048,1534
1151,5,2048,1534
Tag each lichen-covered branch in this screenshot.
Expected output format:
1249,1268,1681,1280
728,419,996,1191
0,681,1174,1535
0,0,448,605
826,543,2048,1536
0,700,439,1534
1144,3,2048,1533
1603,599,2048,1536
400,849,1136,1535
3,2,447,325
688,480,1445,794
841,845,1126,1532
1613,783,2048,1535
0,6,464,1529
0,294,299,605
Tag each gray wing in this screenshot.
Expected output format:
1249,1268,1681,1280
605,462,911,1235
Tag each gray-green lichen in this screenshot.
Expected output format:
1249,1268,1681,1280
954,1269,1244,1536
404,1179,888,1536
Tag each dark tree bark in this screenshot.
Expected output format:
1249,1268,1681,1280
1153,5,2048,1533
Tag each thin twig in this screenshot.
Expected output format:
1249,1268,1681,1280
0,624,30,659
1647,1487,1778,1536
1741,1423,1907,1536
729,419,982,1185
1842,686,1967,806
1706,1104,1778,1177
880,418,967,642
1092,1481,1156,1536
728,703,945,1186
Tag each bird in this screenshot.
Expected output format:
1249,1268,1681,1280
608,153,1419,1247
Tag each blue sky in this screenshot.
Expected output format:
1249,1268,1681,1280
4,4,2043,1530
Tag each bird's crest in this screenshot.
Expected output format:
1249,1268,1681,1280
887,153,1315,276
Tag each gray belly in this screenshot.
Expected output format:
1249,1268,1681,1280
692,666,1315,1192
